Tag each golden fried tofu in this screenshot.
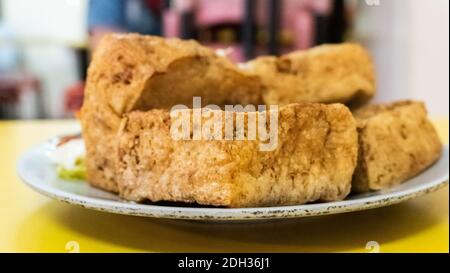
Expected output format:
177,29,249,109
352,101,443,192
81,34,374,201
116,103,358,207
246,43,376,106
81,34,263,192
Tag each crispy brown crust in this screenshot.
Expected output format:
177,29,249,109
352,100,443,192
116,103,358,207
247,43,376,106
81,34,263,192
80,34,374,201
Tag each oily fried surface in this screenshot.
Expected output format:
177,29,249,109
81,34,263,192
246,43,376,106
80,34,374,198
116,103,358,207
352,100,443,192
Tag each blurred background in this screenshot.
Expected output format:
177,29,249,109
0,0,448,119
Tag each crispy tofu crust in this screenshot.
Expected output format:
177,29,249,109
352,101,443,192
116,103,358,207
246,43,376,106
80,34,374,201
81,34,263,192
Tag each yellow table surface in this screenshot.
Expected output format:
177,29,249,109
0,119,448,253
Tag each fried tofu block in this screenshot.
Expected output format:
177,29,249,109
245,43,376,106
81,34,263,192
81,34,374,196
352,101,443,192
116,103,358,207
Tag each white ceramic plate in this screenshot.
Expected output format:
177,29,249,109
17,136,449,221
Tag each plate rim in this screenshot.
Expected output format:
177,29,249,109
17,138,450,221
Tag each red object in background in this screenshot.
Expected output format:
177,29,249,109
163,8,181,38
196,0,243,26
0,73,40,104
0,78,20,104
0,73,42,119
64,82,85,116
146,0,163,16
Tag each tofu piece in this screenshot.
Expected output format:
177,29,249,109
81,34,263,192
116,103,358,207
352,101,443,192
246,43,376,106
80,34,374,195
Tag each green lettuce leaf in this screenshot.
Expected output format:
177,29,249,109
57,157,86,180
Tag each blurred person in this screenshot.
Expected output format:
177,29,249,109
88,0,162,51
88,0,348,57
64,0,162,117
